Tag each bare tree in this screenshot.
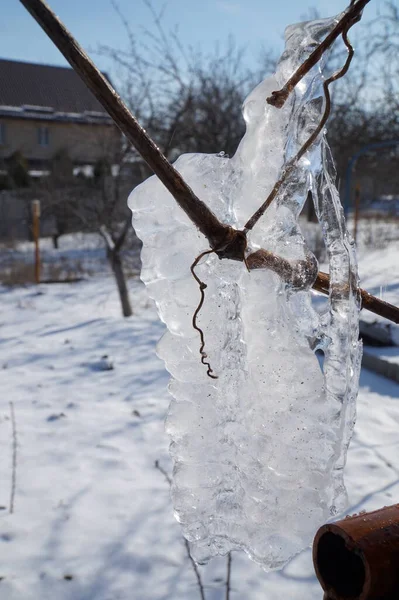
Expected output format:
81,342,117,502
99,0,399,218
38,129,140,317
98,1,275,160
325,1,399,204
33,0,276,318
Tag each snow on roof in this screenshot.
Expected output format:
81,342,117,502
0,58,112,117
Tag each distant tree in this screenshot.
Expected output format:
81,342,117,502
325,0,399,204
98,1,275,160
39,132,140,317
7,151,30,188
100,0,399,214
79,143,138,318
45,149,74,248
0,158,12,191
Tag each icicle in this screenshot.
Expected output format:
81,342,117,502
128,13,361,570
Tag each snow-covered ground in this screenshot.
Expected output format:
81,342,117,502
0,236,398,600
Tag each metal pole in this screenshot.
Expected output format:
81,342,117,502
353,183,360,243
32,199,41,284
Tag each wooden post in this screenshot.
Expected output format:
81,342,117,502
353,183,360,243
32,199,41,284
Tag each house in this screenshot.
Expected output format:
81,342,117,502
0,58,120,175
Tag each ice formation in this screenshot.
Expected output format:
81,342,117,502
128,13,362,569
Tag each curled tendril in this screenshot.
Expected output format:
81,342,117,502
189,27,355,378
244,25,356,233
190,249,218,379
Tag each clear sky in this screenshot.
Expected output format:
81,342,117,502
2,0,379,78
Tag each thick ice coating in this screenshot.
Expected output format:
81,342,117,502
128,13,362,569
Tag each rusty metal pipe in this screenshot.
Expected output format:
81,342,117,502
313,504,399,600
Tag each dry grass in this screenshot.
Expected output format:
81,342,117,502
0,258,90,286
358,215,399,249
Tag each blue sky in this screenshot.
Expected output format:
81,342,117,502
2,0,379,76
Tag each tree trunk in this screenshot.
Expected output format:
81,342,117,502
107,248,133,317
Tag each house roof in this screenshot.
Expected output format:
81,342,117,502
0,58,113,124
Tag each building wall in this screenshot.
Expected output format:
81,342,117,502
0,118,120,165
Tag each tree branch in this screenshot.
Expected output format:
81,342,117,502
19,0,399,326
154,460,206,600
267,0,371,108
19,0,231,251
313,272,399,325
244,25,355,233
225,552,232,600
114,215,132,253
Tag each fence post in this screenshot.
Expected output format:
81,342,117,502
32,199,41,284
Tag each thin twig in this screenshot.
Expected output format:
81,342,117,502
9,402,17,514
266,0,371,108
190,250,218,379
184,539,206,600
244,25,355,232
225,552,232,600
154,460,206,600
154,459,172,485
114,215,132,252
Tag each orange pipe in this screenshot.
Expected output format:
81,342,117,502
313,504,399,600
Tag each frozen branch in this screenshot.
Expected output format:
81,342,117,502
19,0,231,251
20,0,399,326
244,26,355,233
314,272,399,324
266,0,371,108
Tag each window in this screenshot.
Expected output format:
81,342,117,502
37,126,50,147
0,123,5,145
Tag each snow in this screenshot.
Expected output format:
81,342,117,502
0,258,397,598
357,240,399,325
364,347,399,365
128,13,361,568
0,232,141,286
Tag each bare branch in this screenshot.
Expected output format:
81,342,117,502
154,459,172,486
19,0,232,251
19,0,399,326
248,253,399,324
313,272,399,324
184,539,206,600
244,25,355,233
99,224,115,251
267,0,371,108
154,460,206,600
114,215,132,252
225,552,232,600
